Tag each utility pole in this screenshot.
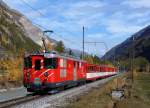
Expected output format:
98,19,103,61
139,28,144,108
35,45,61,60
131,35,135,83
113,48,116,65
82,26,85,60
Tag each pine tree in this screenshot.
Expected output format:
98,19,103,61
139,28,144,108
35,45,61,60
54,41,65,53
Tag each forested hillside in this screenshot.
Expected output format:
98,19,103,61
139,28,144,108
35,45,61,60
0,1,41,84
103,25,150,71
0,1,41,58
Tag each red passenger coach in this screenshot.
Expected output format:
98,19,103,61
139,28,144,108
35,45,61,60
23,52,87,92
86,64,117,81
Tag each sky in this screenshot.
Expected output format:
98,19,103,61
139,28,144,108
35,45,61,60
4,0,150,56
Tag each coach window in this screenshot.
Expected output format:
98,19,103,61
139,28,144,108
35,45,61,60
100,67,102,71
90,66,92,71
35,59,41,70
60,59,67,78
60,59,67,68
60,69,66,78
79,62,82,68
44,58,58,69
60,59,63,67
64,59,67,68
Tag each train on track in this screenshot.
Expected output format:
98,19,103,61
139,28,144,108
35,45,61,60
23,51,118,92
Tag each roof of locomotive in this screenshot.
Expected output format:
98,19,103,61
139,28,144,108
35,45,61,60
25,51,86,63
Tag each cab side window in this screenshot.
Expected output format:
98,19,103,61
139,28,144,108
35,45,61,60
35,59,41,70
44,58,58,69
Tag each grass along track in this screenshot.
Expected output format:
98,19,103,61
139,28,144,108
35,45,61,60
64,72,150,108
64,73,126,108
116,72,150,108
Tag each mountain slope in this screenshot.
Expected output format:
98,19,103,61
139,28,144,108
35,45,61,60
0,0,41,57
0,0,53,46
0,0,87,58
103,25,150,62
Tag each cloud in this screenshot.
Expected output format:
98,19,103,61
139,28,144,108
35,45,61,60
61,0,105,28
86,33,106,40
63,1,105,18
106,19,141,34
101,9,150,37
4,0,150,55
5,0,38,6
123,0,150,8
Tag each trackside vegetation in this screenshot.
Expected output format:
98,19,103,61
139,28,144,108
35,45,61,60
64,72,150,108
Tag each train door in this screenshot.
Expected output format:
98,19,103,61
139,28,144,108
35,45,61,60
73,62,77,81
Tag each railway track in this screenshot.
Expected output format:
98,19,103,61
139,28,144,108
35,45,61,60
0,74,122,108
0,95,42,108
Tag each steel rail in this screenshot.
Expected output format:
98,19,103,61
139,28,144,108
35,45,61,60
0,95,41,108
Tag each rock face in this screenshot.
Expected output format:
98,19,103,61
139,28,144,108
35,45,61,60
0,0,41,57
0,0,58,57
103,25,150,62
19,16,44,46
0,0,55,46
19,16,56,46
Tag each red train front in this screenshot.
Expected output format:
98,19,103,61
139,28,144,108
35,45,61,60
23,52,87,92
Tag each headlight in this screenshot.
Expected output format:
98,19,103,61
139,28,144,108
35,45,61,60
34,78,41,85
26,72,30,77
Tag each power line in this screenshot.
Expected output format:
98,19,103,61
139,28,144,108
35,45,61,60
20,0,80,39
20,0,49,30
31,23,80,44
21,0,45,17
32,21,80,45
20,0,82,45
20,0,74,33
53,32,80,44
85,41,108,51
85,41,108,64
82,26,85,60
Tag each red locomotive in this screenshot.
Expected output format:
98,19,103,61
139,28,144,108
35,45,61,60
23,51,117,92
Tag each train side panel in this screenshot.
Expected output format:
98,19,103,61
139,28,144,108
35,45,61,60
86,64,117,81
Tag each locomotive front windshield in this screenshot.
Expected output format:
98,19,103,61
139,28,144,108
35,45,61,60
44,58,58,69
24,57,32,68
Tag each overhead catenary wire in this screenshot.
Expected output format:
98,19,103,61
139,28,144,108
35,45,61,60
21,0,45,17
20,0,102,57
53,32,80,44
20,0,80,45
